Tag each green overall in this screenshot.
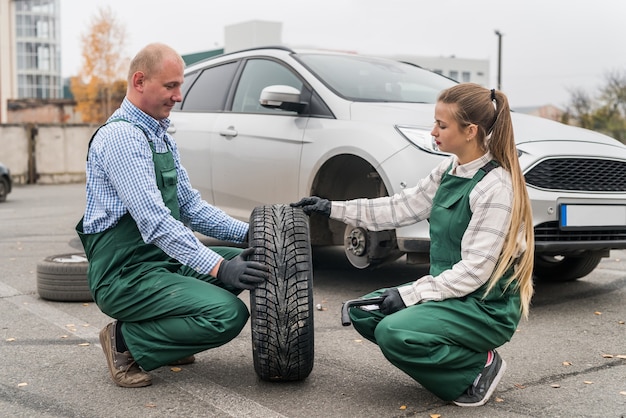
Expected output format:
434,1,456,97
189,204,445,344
76,125,248,371
349,162,521,401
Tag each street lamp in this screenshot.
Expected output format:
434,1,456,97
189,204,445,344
494,30,503,90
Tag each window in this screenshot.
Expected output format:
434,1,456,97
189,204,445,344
182,61,238,112
232,59,303,114
462,71,470,82
449,70,459,81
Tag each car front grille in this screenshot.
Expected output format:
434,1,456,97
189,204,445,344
535,221,626,242
524,158,626,192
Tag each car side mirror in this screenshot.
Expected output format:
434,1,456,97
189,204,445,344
260,85,307,113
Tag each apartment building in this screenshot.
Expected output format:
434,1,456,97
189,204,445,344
0,0,61,123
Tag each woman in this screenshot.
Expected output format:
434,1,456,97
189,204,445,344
292,83,534,407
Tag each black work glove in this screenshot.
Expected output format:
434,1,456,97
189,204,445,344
379,288,406,315
217,248,269,290
290,196,331,217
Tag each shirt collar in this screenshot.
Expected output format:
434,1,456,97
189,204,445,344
451,152,493,177
117,98,171,139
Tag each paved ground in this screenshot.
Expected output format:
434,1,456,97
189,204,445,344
1,183,625,417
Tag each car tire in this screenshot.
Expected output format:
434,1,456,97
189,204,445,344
248,204,314,381
533,253,603,282
0,178,8,202
36,253,93,302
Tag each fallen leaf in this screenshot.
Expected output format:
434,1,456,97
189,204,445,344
78,342,90,346
170,367,182,372
562,361,572,366
602,354,614,358
618,320,625,325
17,382,27,387
551,384,561,388
399,405,407,410
145,403,157,408
429,414,441,418
495,397,504,402
594,311,602,315
583,381,593,384
66,324,75,328
620,391,626,396
616,354,626,359
6,338,16,342
354,339,363,343
83,303,89,306
60,335,68,339
514,383,527,389
82,324,90,327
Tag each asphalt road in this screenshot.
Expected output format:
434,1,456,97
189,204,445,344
1,183,625,418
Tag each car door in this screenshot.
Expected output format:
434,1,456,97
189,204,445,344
210,58,308,220
170,61,240,205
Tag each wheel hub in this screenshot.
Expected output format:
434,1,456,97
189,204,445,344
345,227,367,256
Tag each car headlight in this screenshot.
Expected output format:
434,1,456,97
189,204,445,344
396,125,449,155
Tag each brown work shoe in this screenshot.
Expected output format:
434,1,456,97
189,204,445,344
99,322,152,388
168,355,196,366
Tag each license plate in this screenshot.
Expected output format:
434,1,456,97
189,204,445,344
559,204,626,229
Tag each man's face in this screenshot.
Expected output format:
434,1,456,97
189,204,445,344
138,57,184,120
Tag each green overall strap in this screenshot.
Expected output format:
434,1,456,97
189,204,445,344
429,160,499,276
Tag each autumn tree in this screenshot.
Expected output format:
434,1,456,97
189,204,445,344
70,6,128,123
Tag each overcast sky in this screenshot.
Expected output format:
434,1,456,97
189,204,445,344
59,0,626,109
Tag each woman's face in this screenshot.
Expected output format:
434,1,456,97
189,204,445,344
431,102,476,163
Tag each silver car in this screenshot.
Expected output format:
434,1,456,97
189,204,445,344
169,46,626,282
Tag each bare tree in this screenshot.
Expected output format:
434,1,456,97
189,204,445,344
564,70,626,143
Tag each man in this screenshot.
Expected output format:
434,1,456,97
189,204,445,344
76,43,269,388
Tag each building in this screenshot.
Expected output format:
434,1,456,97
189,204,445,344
0,0,61,123
389,54,489,86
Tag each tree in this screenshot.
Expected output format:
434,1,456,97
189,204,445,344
564,70,626,143
70,7,128,123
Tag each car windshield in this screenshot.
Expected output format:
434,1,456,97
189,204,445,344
296,53,457,103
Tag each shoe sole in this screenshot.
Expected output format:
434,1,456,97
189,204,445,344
453,358,507,407
99,323,152,388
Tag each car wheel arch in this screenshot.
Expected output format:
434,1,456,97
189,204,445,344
306,154,403,268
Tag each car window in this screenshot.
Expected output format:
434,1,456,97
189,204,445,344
297,53,456,103
173,71,198,111
182,61,238,112
232,59,303,114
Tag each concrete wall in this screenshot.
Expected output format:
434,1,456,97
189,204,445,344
0,124,97,184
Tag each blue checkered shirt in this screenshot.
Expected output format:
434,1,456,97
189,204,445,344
82,98,248,274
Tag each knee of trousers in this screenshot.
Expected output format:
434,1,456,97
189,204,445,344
373,317,426,360
210,297,250,340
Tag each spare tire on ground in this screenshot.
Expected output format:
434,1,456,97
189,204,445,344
36,253,93,302
248,204,314,381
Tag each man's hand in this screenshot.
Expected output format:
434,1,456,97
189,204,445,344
217,248,269,290
379,288,406,315
290,196,331,216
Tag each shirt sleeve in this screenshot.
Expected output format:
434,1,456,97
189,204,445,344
397,167,514,306
171,139,249,243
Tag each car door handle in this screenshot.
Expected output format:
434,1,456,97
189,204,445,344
219,126,238,139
